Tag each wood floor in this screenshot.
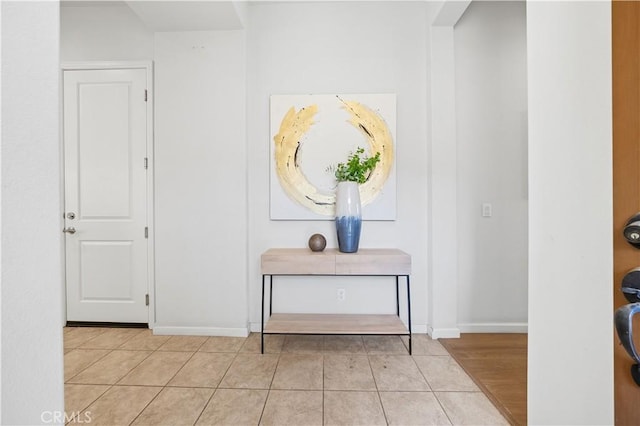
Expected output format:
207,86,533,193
440,333,527,426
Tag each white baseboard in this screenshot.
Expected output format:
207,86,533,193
457,322,528,333
428,326,461,339
410,324,428,334
153,325,249,337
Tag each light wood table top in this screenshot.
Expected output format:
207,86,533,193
261,248,411,275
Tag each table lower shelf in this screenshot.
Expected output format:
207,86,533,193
263,313,409,335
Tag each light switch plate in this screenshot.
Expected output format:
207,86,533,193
482,203,492,217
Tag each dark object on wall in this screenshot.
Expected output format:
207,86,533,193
623,213,640,248
622,268,640,303
615,303,640,386
308,234,327,252
617,267,640,386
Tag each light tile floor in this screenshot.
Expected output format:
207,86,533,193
64,328,508,425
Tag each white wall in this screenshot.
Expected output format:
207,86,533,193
61,6,249,335
246,1,431,330
0,2,618,422
60,4,153,61
455,1,528,332
527,2,613,424
1,1,65,423
153,30,248,335
59,1,531,337
428,23,461,338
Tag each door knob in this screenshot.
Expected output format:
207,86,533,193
624,213,640,248
63,227,76,234
622,267,640,302
615,303,640,386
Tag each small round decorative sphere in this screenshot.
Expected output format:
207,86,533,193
308,233,327,252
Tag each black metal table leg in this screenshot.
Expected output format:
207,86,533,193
395,276,400,316
406,275,412,355
261,274,265,354
269,276,273,316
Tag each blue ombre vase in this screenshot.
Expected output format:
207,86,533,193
335,181,362,253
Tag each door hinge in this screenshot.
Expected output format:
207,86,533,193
144,157,148,169
145,227,148,238
145,294,149,306
144,89,148,102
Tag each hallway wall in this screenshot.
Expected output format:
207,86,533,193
527,2,613,423
1,1,615,422
60,5,248,334
455,1,528,331
59,1,529,335
245,1,432,330
1,2,64,423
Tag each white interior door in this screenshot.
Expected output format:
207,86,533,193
63,67,149,323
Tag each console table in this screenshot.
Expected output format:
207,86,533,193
260,248,412,354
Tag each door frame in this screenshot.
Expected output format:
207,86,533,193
613,3,640,422
60,61,155,328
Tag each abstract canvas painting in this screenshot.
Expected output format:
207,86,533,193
270,93,396,220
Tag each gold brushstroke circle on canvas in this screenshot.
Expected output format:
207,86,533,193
273,97,394,216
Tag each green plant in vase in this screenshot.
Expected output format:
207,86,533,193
330,147,381,183
328,147,381,253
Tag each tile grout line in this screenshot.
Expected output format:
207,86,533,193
125,334,201,426
192,339,246,425
410,353,434,390
78,328,144,351
67,331,197,425
125,352,200,424
65,330,227,424
126,387,162,426
68,328,110,347
191,389,216,426
65,331,152,425
124,335,227,425
68,348,154,386
73,384,113,424
321,341,325,426
64,347,114,382
111,348,156,386
63,327,117,381
67,330,156,385
257,336,285,426
364,346,391,425
438,345,513,424
70,383,458,393
128,334,231,426
69,331,476,425
410,352,456,425
159,347,202,386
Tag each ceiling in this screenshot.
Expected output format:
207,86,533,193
60,0,470,31
61,0,245,31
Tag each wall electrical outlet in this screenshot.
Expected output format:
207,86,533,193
337,288,346,301
482,203,492,218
